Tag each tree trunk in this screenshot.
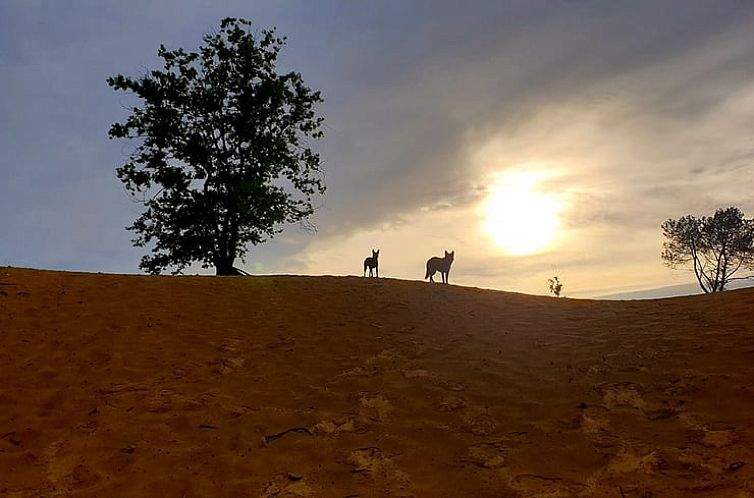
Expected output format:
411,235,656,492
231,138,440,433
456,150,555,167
215,258,239,275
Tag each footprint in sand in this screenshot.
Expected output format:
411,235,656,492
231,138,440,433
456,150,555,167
43,438,71,488
508,473,576,497
43,439,101,491
218,356,246,375
588,449,674,496
336,365,379,378
358,393,392,422
437,378,466,392
374,349,406,364
679,414,739,448
602,381,685,422
689,419,738,448
600,382,646,410
465,442,507,468
460,406,497,436
259,474,313,497
144,389,189,413
580,412,618,448
438,394,467,412
606,449,661,474
605,446,732,486
335,349,408,379
402,368,432,379
663,375,703,396
312,415,356,435
217,337,244,353
347,447,410,485
581,413,610,434
69,463,101,489
213,338,247,374
700,429,737,448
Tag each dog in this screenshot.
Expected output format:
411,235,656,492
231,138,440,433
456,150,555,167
363,249,379,277
425,250,454,283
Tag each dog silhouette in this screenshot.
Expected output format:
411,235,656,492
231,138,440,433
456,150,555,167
363,249,379,277
425,250,454,283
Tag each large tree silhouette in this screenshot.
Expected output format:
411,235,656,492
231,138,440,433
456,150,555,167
108,18,324,275
662,207,754,292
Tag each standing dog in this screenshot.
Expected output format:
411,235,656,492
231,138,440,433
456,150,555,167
363,249,379,277
425,250,454,283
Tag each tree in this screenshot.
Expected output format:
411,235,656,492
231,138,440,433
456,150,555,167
108,18,324,275
547,275,563,297
662,207,754,293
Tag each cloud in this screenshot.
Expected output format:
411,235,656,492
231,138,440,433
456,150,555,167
288,2,754,294
308,1,754,230
2,1,754,295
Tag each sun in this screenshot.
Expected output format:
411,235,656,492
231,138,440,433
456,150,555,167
484,171,562,256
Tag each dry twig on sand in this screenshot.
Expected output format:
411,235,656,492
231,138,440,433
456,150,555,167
261,427,313,446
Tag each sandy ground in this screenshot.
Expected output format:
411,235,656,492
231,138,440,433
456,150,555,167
1,268,754,497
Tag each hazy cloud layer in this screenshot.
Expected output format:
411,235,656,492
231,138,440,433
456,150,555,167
2,1,754,294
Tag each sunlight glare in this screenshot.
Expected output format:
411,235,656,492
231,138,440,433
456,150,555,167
484,171,562,255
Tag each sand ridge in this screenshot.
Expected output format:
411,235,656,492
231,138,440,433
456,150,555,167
1,268,754,497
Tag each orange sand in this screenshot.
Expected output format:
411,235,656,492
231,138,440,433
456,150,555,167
1,268,754,497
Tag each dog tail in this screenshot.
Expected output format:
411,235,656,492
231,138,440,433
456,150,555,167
424,261,430,279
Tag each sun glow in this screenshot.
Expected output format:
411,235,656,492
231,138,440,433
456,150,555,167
484,171,562,256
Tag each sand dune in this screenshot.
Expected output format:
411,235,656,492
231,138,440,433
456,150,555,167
1,268,754,497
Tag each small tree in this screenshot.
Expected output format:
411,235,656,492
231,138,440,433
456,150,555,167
548,275,563,297
662,207,754,293
108,18,324,275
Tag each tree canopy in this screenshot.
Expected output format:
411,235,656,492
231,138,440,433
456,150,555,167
108,17,324,275
547,275,563,297
662,207,754,292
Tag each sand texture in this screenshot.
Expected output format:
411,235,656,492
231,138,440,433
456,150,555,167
1,268,754,497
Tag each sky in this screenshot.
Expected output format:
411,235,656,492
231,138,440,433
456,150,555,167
2,0,754,297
